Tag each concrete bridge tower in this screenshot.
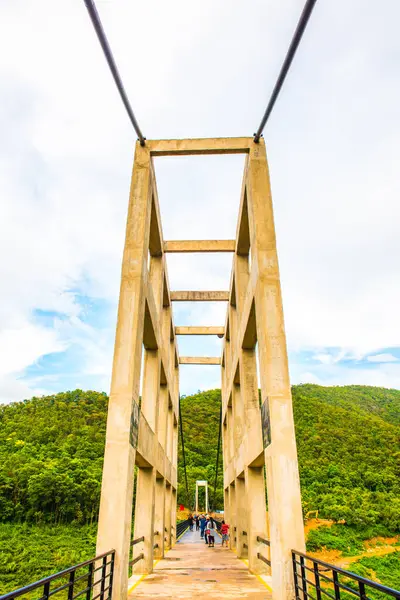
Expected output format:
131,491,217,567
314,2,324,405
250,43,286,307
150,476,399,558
95,137,305,600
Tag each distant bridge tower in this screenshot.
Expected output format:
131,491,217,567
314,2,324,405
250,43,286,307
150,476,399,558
95,137,305,600
195,480,209,513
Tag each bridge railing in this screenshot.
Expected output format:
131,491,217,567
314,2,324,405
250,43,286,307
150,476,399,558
129,536,144,574
292,550,400,600
0,550,115,600
256,536,271,567
176,519,190,538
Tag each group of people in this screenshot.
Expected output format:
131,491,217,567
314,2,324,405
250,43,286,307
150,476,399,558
187,514,230,548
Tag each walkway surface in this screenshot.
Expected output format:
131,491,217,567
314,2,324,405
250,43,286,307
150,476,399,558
129,528,271,599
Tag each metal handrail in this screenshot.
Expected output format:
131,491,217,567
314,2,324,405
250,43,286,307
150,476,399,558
257,536,270,546
129,553,144,568
257,552,271,567
292,550,400,600
176,519,190,538
131,536,144,546
0,550,115,600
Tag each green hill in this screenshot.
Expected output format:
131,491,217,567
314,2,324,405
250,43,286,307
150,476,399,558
0,390,107,524
0,385,399,531
0,384,400,593
293,384,400,530
0,385,399,529
179,385,400,533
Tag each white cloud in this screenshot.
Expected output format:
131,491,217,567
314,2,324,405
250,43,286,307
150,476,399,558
292,363,400,391
1,0,400,400
0,375,48,405
0,321,64,379
367,353,398,363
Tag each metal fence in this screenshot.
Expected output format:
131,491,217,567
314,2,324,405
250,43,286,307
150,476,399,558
292,550,400,600
0,550,115,600
176,519,190,539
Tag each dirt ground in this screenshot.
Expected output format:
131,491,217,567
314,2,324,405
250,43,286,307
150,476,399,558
304,518,400,568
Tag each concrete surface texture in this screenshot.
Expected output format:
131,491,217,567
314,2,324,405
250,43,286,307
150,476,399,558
129,529,271,599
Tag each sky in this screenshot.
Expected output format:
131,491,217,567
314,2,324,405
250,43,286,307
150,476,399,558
0,0,399,404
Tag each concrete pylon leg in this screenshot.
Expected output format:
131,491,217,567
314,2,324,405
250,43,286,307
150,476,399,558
154,477,166,559
224,487,230,527
165,483,172,550
235,477,248,558
171,488,177,545
95,143,151,600
246,466,269,574
229,483,237,550
132,467,156,573
248,140,306,600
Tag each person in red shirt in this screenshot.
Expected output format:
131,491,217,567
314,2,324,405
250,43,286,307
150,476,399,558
220,520,230,547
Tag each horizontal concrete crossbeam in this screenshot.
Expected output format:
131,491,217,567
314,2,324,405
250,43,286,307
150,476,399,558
179,356,221,365
171,291,229,301
175,326,224,336
164,240,235,253
147,137,253,156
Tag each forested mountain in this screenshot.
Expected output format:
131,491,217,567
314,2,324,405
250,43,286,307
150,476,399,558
0,391,107,523
0,385,399,532
293,384,400,531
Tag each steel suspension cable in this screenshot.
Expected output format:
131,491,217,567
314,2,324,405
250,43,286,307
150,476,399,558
211,404,222,512
179,395,190,509
254,0,318,143
83,0,146,145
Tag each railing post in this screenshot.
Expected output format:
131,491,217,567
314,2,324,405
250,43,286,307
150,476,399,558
43,581,50,600
359,581,367,600
68,571,75,600
292,553,300,600
333,570,341,600
300,555,307,600
109,552,115,600
313,561,322,600
86,562,94,600
100,556,107,600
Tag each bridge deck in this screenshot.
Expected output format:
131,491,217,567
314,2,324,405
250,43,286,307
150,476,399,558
129,529,271,599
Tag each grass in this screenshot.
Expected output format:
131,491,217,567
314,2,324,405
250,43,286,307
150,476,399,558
345,553,400,600
306,524,399,556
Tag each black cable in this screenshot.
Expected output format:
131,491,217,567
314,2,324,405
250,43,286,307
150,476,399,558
179,395,190,508
82,0,146,145
211,404,222,511
254,0,318,143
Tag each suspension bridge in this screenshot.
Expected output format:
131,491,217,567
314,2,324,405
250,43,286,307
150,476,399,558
1,1,400,600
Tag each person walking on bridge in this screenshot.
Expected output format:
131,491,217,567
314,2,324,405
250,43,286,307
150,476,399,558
206,516,216,548
188,514,194,531
220,520,230,547
200,514,207,538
